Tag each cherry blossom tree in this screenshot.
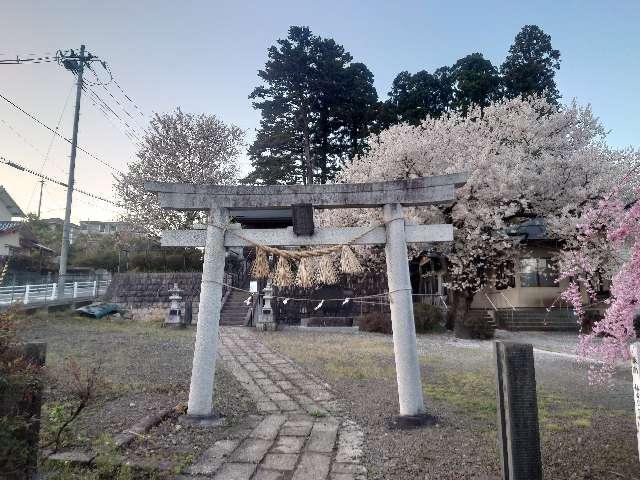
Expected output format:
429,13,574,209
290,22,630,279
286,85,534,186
559,173,640,379
318,95,634,338
115,108,244,233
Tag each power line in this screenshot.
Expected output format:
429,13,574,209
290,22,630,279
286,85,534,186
27,83,75,210
81,84,142,143
0,90,124,174
0,155,121,206
102,63,146,118
83,84,142,140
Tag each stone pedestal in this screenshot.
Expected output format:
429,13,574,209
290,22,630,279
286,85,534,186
495,341,542,480
256,282,277,331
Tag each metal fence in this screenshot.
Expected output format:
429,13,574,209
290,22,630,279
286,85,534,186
0,279,110,306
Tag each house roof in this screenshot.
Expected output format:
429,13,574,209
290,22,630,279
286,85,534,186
0,186,25,217
0,221,22,234
505,218,550,242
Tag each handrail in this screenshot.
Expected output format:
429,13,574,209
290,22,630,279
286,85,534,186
483,292,498,311
498,291,516,311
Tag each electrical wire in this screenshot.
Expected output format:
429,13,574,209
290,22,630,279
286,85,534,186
0,155,121,206
102,63,146,118
0,90,124,174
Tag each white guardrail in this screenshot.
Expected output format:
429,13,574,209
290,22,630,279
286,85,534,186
0,280,110,306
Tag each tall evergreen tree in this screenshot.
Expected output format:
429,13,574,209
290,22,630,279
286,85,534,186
501,25,561,103
386,67,453,125
451,53,502,115
338,63,378,159
245,26,378,185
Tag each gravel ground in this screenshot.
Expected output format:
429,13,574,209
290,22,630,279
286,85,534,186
259,328,639,480
20,314,256,475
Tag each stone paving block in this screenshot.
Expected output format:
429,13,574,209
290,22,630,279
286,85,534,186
291,393,314,404
276,380,294,390
261,453,299,470
245,363,260,372
280,424,313,436
302,403,327,415
188,439,239,475
271,435,305,454
306,418,339,453
331,462,367,474
262,383,282,394
292,452,332,480
309,390,333,401
257,401,280,413
230,438,273,463
330,474,365,480
275,400,299,411
252,468,287,480
251,414,286,440
212,462,256,480
256,401,280,412
269,392,292,402
335,420,364,464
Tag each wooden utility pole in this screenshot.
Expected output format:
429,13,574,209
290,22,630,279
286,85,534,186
36,180,44,218
57,45,86,297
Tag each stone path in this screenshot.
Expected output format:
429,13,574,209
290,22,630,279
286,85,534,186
183,327,366,480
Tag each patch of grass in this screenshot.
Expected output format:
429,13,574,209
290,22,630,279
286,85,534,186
423,369,497,420
572,418,592,428
309,409,327,418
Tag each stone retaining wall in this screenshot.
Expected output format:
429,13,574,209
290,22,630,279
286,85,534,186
104,272,203,321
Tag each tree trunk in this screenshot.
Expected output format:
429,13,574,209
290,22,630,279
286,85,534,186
449,290,475,339
302,110,313,185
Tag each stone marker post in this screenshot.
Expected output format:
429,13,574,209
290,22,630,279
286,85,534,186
187,207,228,418
631,341,640,461
495,341,542,480
383,203,425,417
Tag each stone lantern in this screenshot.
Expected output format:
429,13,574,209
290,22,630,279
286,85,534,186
256,281,277,331
164,283,185,328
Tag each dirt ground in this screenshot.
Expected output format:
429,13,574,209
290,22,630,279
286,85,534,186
258,328,640,480
19,313,256,478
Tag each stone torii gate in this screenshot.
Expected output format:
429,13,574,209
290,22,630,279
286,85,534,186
146,173,466,421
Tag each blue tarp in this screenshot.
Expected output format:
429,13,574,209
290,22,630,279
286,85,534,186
76,302,121,319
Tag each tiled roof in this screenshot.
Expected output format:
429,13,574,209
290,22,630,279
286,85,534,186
0,221,22,234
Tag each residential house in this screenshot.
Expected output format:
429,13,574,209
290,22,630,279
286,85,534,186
42,217,80,244
0,186,54,259
79,220,144,236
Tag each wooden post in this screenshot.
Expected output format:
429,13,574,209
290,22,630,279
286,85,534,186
630,341,640,461
495,341,542,480
383,203,425,417
186,207,228,418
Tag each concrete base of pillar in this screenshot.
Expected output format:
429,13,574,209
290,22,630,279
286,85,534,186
387,413,437,430
256,321,277,331
179,413,225,427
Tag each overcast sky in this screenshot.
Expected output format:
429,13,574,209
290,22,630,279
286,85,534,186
1,0,638,223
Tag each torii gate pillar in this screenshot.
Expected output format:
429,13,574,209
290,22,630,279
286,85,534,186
187,207,228,417
384,203,425,415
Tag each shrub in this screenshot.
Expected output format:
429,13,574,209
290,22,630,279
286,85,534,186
462,315,495,340
359,304,445,335
358,312,392,334
0,308,44,478
413,303,444,333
